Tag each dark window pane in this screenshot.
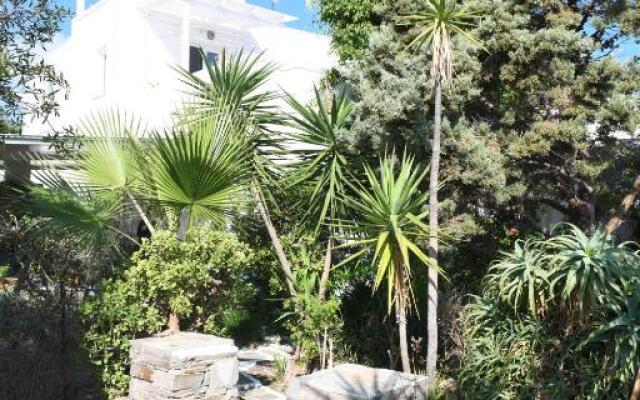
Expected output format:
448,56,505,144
189,46,202,73
206,52,218,65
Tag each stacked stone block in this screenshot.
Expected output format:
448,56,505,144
129,332,240,400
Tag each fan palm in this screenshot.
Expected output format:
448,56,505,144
176,48,298,296
144,114,252,240
487,238,552,317
285,85,353,299
338,153,439,373
398,0,483,380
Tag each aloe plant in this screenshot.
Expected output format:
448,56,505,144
487,238,552,317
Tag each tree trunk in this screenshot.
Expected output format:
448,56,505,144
630,368,640,400
426,77,441,384
252,185,297,296
396,266,411,373
167,312,180,332
317,236,332,300
176,207,190,241
127,191,155,235
606,174,640,235
163,207,191,333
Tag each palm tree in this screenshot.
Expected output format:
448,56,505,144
175,48,299,296
23,108,252,332
398,0,483,380
338,153,439,373
285,85,353,299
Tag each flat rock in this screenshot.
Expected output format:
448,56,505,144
287,364,428,400
243,387,286,400
130,332,237,370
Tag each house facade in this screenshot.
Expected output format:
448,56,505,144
22,0,336,135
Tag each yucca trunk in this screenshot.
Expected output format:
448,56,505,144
396,263,411,373
252,184,297,296
426,77,442,383
317,236,332,300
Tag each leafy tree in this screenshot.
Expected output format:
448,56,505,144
315,0,384,61
81,229,258,397
339,153,438,372
0,0,69,133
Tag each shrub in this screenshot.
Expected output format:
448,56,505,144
81,228,259,397
459,225,640,399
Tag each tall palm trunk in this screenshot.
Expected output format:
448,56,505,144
426,77,442,383
252,184,297,296
396,263,411,373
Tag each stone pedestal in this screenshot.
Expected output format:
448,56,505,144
129,332,240,400
287,364,428,400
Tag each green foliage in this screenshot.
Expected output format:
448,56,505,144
281,268,342,364
460,225,640,399
486,238,551,317
316,0,384,61
585,286,640,383
547,224,637,314
339,152,437,310
0,0,69,127
81,228,258,397
285,85,354,234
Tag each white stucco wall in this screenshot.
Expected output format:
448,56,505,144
23,0,336,135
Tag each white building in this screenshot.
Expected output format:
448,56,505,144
22,0,336,135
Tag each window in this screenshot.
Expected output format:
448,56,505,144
189,46,218,73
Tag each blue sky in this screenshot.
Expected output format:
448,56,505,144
56,0,638,60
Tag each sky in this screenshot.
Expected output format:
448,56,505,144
55,0,638,61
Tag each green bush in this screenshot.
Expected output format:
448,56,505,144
81,229,259,397
459,225,639,399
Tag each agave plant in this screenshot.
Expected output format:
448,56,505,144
338,153,439,373
285,85,354,299
546,224,637,315
487,238,552,317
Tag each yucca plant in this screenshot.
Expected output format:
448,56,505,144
398,0,485,379
487,238,553,317
546,224,637,318
176,48,298,296
285,85,354,299
338,153,439,373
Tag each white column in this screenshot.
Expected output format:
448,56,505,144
181,3,191,69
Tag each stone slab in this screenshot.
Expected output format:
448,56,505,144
130,332,237,370
287,364,428,400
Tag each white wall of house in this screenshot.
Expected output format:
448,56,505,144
23,0,336,135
